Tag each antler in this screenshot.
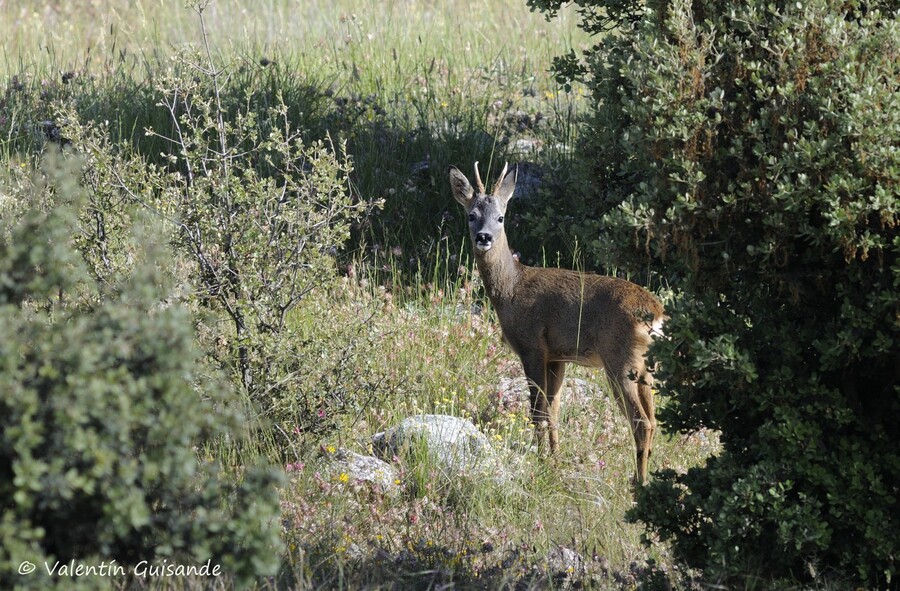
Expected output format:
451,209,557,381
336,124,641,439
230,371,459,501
492,162,510,195
473,161,486,194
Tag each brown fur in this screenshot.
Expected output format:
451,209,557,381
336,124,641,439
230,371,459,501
450,163,665,484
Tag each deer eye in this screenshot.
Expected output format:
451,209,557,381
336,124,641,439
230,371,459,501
468,213,476,222
498,216,504,223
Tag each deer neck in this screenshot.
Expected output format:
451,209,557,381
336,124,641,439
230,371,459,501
474,233,521,304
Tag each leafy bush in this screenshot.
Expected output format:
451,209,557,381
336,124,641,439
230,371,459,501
146,47,369,401
0,163,282,588
533,0,899,586
49,36,375,437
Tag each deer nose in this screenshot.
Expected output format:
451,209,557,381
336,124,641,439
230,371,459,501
476,232,492,244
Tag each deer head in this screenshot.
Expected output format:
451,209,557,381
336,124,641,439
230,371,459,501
449,162,517,254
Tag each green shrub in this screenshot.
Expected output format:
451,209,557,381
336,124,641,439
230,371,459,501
533,0,898,586
0,164,282,589
145,46,369,404
50,38,375,437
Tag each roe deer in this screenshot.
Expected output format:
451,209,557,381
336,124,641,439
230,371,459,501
449,162,665,484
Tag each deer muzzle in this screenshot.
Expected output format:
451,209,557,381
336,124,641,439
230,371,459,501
475,232,493,252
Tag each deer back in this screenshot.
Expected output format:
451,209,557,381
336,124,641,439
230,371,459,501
499,266,664,369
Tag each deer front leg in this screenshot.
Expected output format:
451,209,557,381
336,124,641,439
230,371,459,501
521,353,550,452
545,361,566,452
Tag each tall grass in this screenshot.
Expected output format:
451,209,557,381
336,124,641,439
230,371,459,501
3,0,591,278
3,1,587,77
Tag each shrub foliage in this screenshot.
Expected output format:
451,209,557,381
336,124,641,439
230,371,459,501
532,0,899,585
0,165,282,588
147,64,365,398
53,37,374,436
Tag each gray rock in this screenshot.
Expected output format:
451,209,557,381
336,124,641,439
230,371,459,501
328,448,400,495
372,414,508,479
546,545,585,577
562,377,605,406
497,376,530,411
498,376,605,408
454,302,483,319
538,546,586,589
511,161,544,200
513,137,544,155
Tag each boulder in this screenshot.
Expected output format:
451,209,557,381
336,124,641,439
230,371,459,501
546,545,585,577
498,376,606,409
372,414,510,480
539,546,587,590
509,161,543,200
328,448,400,495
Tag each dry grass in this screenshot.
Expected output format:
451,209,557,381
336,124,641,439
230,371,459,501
266,274,720,589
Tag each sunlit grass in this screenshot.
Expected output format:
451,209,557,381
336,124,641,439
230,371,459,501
2,0,588,88
263,261,721,588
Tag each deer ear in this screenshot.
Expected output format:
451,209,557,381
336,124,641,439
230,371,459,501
448,166,474,207
494,163,517,205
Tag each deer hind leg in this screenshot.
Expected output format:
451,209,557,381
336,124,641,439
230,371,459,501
610,369,653,485
637,370,657,466
545,361,566,452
